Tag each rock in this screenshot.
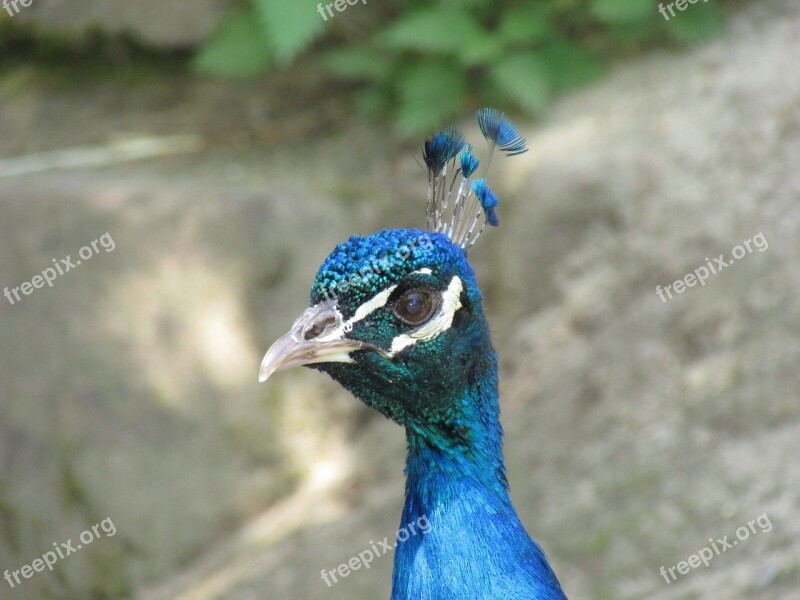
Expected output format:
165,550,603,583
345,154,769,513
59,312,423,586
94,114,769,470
13,0,228,49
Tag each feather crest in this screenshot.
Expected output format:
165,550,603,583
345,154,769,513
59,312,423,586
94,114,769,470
423,108,525,249
476,107,528,157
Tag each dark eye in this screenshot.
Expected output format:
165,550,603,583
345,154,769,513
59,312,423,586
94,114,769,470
394,289,438,325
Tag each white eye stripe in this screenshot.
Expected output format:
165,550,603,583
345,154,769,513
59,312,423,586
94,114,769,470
389,276,463,355
345,284,398,329
320,270,461,358
343,268,433,328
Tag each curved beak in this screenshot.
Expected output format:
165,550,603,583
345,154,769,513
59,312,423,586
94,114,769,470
258,301,382,382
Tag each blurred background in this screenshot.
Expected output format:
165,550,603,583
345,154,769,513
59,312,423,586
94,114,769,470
1,0,798,598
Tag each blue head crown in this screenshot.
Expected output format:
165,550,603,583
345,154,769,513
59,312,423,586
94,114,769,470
423,108,527,250
310,229,477,317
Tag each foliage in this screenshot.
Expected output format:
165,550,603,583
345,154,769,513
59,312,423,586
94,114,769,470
195,0,729,133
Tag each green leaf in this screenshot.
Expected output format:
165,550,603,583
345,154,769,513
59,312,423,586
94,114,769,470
460,37,503,67
667,3,726,43
322,47,389,81
354,88,391,118
395,60,466,134
606,17,662,45
591,0,652,24
193,9,273,78
489,52,551,114
254,0,326,63
444,0,490,8
381,7,494,64
497,5,554,45
539,40,607,93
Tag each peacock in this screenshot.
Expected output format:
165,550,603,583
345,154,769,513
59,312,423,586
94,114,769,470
259,108,567,600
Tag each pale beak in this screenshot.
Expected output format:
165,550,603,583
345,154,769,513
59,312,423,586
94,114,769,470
258,301,384,382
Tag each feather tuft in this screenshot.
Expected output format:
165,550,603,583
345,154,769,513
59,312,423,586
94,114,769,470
422,127,465,173
471,178,500,227
459,145,479,178
476,108,528,156
421,109,525,249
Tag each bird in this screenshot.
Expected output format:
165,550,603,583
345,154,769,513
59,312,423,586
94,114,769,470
258,108,568,600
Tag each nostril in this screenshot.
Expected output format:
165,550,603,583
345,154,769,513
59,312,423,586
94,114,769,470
304,315,337,340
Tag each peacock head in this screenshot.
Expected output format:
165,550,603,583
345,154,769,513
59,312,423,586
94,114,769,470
259,109,527,442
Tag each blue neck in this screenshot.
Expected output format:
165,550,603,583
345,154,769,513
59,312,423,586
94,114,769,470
391,359,567,600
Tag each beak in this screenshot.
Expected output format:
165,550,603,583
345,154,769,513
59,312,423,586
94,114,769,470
258,301,384,382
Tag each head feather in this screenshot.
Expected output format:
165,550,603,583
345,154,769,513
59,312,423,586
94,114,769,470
422,108,526,250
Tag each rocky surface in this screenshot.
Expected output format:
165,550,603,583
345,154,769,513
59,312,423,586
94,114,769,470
10,0,228,48
0,0,798,599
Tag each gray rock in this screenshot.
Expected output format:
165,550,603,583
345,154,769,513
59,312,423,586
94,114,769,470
13,0,229,48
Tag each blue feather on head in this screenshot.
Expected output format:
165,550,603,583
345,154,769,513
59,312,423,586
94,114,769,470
470,178,500,227
422,127,465,173
476,107,529,157
423,108,527,249
459,145,480,178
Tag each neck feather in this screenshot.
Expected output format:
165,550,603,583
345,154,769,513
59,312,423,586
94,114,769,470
391,348,566,600
404,352,508,500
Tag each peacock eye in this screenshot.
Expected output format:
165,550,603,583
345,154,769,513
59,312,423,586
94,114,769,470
393,289,438,325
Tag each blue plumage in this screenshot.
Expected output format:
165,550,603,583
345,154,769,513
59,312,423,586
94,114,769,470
460,145,480,178
476,107,529,157
470,178,500,227
423,127,466,172
422,109,523,248
259,110,567,599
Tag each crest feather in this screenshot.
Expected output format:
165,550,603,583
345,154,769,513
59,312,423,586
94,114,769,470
422,109,527,250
